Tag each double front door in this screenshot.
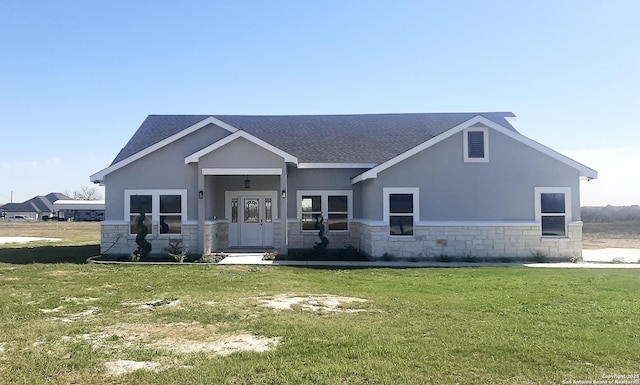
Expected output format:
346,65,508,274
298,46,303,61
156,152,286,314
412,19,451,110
227,191,276,247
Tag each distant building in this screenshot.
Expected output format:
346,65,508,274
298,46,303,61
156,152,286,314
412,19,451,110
0,193,105,221
52,200,105,221
0,193,71,221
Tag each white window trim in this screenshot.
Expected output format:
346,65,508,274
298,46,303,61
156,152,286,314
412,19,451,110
383,187,420,237
463,126,489,163
534,187,571,238
297,190,353,232
124,189,188,236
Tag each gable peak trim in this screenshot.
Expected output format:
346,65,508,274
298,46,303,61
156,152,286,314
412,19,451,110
184,130,298,164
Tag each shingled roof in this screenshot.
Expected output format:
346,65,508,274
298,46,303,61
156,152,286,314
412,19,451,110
111,112,517,165
0,193,72,214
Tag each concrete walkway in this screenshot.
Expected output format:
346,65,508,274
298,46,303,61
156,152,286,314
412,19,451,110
219,248,640,269
0,236,61,244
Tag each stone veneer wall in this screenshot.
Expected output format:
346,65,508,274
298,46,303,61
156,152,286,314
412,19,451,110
203,221,229,254
356,221,582,261
285,221,361,250
100,222,200,256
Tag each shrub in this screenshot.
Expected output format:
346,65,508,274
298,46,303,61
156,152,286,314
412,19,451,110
461,254,477,263
262,250,279,260
380,253,396,261
197,253,226,263
436,254,455,263
531,250,548,263
166,240,188,263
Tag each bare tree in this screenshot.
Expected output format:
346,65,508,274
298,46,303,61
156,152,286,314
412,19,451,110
72,186,103,200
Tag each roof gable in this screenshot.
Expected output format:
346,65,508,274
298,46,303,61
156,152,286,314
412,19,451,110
185,130,297,164
351,115,597,183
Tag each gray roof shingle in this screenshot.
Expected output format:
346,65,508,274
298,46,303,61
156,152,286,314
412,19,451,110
0,192,71,213
111,112,517,165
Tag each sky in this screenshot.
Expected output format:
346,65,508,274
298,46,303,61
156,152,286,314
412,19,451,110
0,0,638,206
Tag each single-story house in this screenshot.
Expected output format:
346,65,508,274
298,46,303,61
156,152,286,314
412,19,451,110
52,200,105,221
90,112,597,260
0,192,72,221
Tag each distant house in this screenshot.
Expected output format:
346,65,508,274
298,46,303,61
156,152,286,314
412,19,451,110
91,113,597,260
52,200,105,221
0,193,71,221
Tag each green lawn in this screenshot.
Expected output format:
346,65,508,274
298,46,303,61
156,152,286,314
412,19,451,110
0,247,638,384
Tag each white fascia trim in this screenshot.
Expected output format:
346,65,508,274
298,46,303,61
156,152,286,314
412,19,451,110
495,126,598,180
350,115,598,183
184,130,298,164
297,163,378,169
202,168,283,175
90,116,237,182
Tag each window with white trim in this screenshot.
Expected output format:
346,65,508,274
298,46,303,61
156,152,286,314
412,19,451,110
383,188,419,236
125,190,187,235
535,187,571,237
463,127,489,162
298,191,352,232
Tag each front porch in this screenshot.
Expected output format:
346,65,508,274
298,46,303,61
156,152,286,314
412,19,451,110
198,171,288,255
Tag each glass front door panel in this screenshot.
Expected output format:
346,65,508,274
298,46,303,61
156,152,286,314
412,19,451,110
244,199,259,223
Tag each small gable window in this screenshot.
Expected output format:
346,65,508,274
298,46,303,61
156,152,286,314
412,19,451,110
463,127,489,162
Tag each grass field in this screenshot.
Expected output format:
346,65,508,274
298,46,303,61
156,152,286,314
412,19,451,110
0,222,639,384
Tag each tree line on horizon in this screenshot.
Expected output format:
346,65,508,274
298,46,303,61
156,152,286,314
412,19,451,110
581,205,640,223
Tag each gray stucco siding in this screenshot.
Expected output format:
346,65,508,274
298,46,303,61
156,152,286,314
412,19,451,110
103,123,231,221
198,137,286,169
359,128,581,222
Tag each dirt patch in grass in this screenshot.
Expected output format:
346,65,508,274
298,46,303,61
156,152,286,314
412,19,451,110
105,360,162,376
152,333,280,355
257,294,368,313
45,270,74,276
51,307,99,323
67,322,280,361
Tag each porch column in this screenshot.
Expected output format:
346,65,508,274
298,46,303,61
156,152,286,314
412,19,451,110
198,168,206,255
280,164,288,255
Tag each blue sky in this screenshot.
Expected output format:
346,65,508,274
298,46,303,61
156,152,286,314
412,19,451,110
1,0,638,205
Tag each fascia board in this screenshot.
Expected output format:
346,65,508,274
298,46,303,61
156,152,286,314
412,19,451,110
184,130,298,164
297,163,378,169
492,126,598,179
90,116,237,182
